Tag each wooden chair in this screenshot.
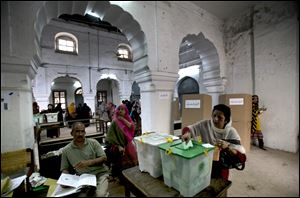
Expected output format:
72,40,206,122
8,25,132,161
95,118,108,135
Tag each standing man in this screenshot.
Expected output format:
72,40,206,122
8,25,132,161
60,122,109,197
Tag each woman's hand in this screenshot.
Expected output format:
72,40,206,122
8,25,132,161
118,116,132,128
118,116,126,122
216,139,230,150
118,145,125,156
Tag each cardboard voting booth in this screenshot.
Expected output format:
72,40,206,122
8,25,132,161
181,94,212,130
219,94,252,152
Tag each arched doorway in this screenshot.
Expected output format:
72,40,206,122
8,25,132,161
51,76,82,110
130,81,140,102
177,77,199,113
96,78,120,107
178,33,225,107
74,87,83,107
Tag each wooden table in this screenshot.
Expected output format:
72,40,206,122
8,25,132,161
35,122,62,142
122,166,232,197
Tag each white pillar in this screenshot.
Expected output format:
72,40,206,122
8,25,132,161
1,59,38,152
82,93,96,114
136,71,178,134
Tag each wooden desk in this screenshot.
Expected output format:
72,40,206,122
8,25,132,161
35,122,62,142
122,166,231,197
1,148,34,194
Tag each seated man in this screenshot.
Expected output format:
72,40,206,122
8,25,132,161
60,122,109,197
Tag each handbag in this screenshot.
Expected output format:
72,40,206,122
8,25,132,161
219,140,245,170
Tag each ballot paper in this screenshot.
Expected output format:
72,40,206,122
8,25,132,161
1,175,26,196
182,140,194,149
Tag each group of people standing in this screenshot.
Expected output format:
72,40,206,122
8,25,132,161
34,103,64,138
97,100,142,137
66,102,92,127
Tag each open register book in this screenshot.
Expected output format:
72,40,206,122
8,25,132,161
51,173,96,197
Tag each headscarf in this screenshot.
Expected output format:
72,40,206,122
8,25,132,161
188,118,246,154
68,102,76,114
113,104,135,142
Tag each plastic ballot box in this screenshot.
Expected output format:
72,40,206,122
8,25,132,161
159,140,214,197
134,132,179,178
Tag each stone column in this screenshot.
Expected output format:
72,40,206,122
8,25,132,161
82,93,96,114
203,77,227,107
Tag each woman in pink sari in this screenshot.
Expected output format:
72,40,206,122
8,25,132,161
105,104,138,180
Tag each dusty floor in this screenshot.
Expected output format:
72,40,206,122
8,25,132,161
40,124,299,197
227,145,299,197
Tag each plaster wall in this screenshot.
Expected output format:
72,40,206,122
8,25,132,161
224,31,252,93
112,1,226,76
255,15,298,152
224,1,299,152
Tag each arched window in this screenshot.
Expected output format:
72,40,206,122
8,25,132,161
55,32,78,55
117,44,132,61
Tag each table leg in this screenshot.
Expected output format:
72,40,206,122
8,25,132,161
124,185,130,197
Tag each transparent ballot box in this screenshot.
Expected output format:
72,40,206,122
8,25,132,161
159,140,214,197
134,132,179,178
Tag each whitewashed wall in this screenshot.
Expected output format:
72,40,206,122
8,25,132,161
224,1,299,152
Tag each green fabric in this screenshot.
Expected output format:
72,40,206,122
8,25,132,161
60,138,108,176
105,121,127,147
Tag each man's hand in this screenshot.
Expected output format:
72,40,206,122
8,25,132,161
74,160,92,171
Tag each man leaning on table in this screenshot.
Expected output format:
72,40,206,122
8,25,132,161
60,122,109,197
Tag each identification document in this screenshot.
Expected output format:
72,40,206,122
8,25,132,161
51,173,96,197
